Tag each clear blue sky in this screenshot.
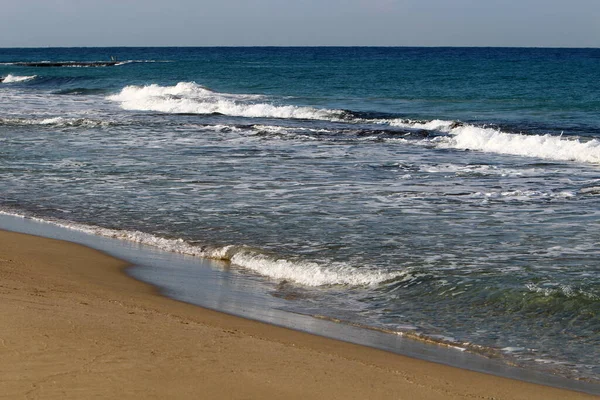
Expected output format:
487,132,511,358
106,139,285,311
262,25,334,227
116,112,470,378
1,0,599,47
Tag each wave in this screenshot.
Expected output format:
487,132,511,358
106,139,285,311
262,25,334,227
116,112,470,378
0,116,115,128
0,209,404,287
227,251,403,286
5,77,596,165
261,119,600,165
388,118,459,131
1,74,37,83
437,125,600,164
107,81,600,164
108,82,347,120
383,119,600,164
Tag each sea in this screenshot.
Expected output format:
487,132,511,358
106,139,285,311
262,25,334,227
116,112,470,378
1,47,599,384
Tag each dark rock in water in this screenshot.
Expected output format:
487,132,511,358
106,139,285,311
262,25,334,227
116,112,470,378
14,61,119,67
450,121,463,129
0,77,4,83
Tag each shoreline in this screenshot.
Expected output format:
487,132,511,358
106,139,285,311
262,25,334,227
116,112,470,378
3,210,598,389
0,227,598,398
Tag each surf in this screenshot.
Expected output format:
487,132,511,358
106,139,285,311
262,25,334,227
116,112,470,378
1,74,37,83
107,82,348,120
108,82,600,165
0,209,405,287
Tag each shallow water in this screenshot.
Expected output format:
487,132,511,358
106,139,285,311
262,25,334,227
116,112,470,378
1,47,599,382
3,213,598,395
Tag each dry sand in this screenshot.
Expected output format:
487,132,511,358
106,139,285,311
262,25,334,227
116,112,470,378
0,229,596,399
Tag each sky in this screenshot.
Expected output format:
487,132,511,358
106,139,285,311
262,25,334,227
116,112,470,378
1,0,599,47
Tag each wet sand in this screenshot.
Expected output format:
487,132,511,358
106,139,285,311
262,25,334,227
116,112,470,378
0,229,596,399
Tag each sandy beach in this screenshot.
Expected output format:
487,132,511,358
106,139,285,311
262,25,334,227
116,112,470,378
0,229,596,399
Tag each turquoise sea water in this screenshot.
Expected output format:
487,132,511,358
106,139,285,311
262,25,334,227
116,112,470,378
1,47,599,382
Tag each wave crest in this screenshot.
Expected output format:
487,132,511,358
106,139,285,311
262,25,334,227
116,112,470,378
108,81,600,165
229,251,401,286
0,210,403,287
108,82,346,120
384,119,600,164
1,74,37,83
441,125,600,164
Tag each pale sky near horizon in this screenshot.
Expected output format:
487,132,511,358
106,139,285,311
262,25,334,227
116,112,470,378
1,0,599,48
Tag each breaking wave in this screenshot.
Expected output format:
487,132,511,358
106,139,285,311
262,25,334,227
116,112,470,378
438,125,600,164
107,82,600,165
0,210,403,287
227,251,401,286
386,119,600,164
108,82,347,120
1,74,37,83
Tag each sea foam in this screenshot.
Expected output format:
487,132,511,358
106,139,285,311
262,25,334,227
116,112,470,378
0,116,114,128
2,74,36,83
441,125,600,164
228,251,402,286
0,210,403,287
108,82,600,164
108,82,345,120
389,119,600,164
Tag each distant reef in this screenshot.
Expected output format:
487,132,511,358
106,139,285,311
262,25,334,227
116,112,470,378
14,61,118,67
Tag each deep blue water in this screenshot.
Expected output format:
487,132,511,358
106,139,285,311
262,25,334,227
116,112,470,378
1,47,599,382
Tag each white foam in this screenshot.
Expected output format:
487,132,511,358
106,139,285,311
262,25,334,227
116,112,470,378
437,125,600,164
2,74,36,83
418,163,532,177
39,117,66,125
116,60,173,66
383,118,600,165
108,82,345,121
229,251,402,286
109,83,600,164
471,190,575,200
251,125,333,135
387,119,456,131
502,347,526,353
381,117,600,164
0,117,113,128
0,209,404,287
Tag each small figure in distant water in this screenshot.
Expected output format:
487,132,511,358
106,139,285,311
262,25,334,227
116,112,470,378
110,56,118,62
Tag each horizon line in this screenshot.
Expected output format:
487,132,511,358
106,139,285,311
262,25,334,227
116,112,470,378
1,45,599,50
